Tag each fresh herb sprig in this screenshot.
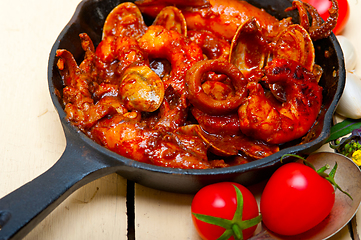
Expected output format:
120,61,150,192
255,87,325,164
327,118,361,166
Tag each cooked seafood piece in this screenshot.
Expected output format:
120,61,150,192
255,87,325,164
238,58,323,144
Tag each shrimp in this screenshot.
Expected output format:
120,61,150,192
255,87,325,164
135,0,210,18
182,0,281,41
94,36,149,84
238,58,323,144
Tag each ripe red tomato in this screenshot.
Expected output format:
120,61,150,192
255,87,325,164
260,162,335,236
303,0,350,35
191,182,261,240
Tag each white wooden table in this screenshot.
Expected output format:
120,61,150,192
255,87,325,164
0,0,360,239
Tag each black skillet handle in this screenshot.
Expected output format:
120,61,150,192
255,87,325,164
0,138,119,240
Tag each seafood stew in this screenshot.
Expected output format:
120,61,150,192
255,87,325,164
49,0,344,181
53,0,344,170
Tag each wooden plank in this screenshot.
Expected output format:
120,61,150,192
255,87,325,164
0,1,128,239
134,184,200,239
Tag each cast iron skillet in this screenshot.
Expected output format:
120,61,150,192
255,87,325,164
0,0,345,239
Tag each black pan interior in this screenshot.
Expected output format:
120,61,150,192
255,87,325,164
48,0,345,193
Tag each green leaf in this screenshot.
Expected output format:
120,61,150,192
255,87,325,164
326,119,361,143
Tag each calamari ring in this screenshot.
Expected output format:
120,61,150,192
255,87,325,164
185,59,247,115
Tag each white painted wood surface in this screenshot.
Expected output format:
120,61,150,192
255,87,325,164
0,0,360,239
0,1,128,239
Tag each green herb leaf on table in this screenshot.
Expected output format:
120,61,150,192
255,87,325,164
326,118,361,143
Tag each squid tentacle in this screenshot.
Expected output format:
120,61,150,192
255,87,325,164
288,0,339,41
306,0,338,40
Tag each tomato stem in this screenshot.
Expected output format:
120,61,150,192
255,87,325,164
232,224,242,240
281,154,316,170
325,162,353,200
316,164,330,174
